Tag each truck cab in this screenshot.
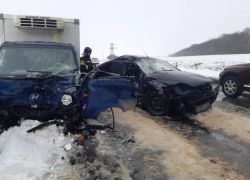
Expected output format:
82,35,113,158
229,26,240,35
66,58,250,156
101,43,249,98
0,41,81,120
0,14,82,123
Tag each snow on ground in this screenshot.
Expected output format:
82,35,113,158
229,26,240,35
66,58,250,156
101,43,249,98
158,54,250,79
160,54,250,71
0,120,71,180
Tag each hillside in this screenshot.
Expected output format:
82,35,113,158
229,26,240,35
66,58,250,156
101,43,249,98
171,28,250,57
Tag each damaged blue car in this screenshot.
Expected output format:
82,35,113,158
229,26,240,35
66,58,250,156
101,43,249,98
0,42,137,129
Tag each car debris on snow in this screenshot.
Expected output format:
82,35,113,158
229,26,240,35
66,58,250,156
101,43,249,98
100,130,106,134
77,135,84,142
64,143,72,151
69,157,76,166
164,116,171,120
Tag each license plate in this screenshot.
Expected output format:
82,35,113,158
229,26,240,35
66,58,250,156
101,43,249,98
194,102,211,113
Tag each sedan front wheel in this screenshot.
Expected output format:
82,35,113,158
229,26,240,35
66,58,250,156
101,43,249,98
146,92,170,116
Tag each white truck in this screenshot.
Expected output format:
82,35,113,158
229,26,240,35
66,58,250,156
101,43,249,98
0,13,80,60
91,57,99,66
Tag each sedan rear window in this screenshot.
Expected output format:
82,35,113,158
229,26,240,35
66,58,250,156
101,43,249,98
98,61,122,75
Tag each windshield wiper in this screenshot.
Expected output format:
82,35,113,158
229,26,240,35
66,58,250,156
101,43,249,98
27,70,68,80
44,74,69,80
27,70,52,74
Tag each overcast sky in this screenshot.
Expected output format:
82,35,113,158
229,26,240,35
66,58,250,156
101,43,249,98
1,0,250,60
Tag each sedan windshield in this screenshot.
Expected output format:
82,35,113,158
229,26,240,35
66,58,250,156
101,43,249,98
0,45,77,78
135,58,179,75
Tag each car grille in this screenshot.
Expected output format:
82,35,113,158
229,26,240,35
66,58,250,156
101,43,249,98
186,91,215,105
197,83,212,93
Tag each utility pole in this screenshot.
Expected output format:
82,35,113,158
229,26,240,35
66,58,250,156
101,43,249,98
109,43,116,56
107,43,118,60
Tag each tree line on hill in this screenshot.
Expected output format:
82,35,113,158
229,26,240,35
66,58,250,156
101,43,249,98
171,27,250,57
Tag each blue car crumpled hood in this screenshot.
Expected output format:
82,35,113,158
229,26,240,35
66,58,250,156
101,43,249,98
0,78,73,107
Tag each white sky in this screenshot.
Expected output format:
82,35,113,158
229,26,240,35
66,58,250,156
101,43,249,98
1,0,250,60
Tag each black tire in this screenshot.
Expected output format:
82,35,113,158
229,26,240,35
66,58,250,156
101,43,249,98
222,76,243,98
145,92,170,116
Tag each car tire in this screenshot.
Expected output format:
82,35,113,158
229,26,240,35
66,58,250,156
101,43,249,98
145,92,170,116
222,76,243,98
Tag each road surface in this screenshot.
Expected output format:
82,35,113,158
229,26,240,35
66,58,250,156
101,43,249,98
63,91,250,180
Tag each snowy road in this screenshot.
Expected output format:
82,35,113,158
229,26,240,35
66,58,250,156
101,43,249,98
0,87,250,180
68,95,250,180
84,94,250,180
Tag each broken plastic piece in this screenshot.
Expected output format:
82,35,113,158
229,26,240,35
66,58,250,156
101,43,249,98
164,116,171,120
64,143,72,151
77,136,84,142
122,138,135,144
100,130,106,134
26,117,79,133
89,129,97,136
77,145,84,150
82,94,88,98
85,119,106,130
69,157,76,165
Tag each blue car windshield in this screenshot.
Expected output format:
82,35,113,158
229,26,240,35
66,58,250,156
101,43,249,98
135,58,179,75
0,45,77,78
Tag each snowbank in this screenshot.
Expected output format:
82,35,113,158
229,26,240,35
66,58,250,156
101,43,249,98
0,120,71,180
161,54,250,71
158,54,250,79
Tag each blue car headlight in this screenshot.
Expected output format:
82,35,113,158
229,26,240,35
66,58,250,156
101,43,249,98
61,95,73,105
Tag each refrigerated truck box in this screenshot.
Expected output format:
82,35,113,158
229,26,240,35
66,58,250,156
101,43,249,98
0,13,80,60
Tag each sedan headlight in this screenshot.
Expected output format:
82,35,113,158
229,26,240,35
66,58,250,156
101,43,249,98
61,95,73,105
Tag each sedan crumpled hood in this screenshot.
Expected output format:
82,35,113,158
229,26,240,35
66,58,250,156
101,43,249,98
149,70,212,86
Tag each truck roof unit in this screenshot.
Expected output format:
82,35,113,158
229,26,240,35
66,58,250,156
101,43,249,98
13,15,65,30
0,13,80,60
